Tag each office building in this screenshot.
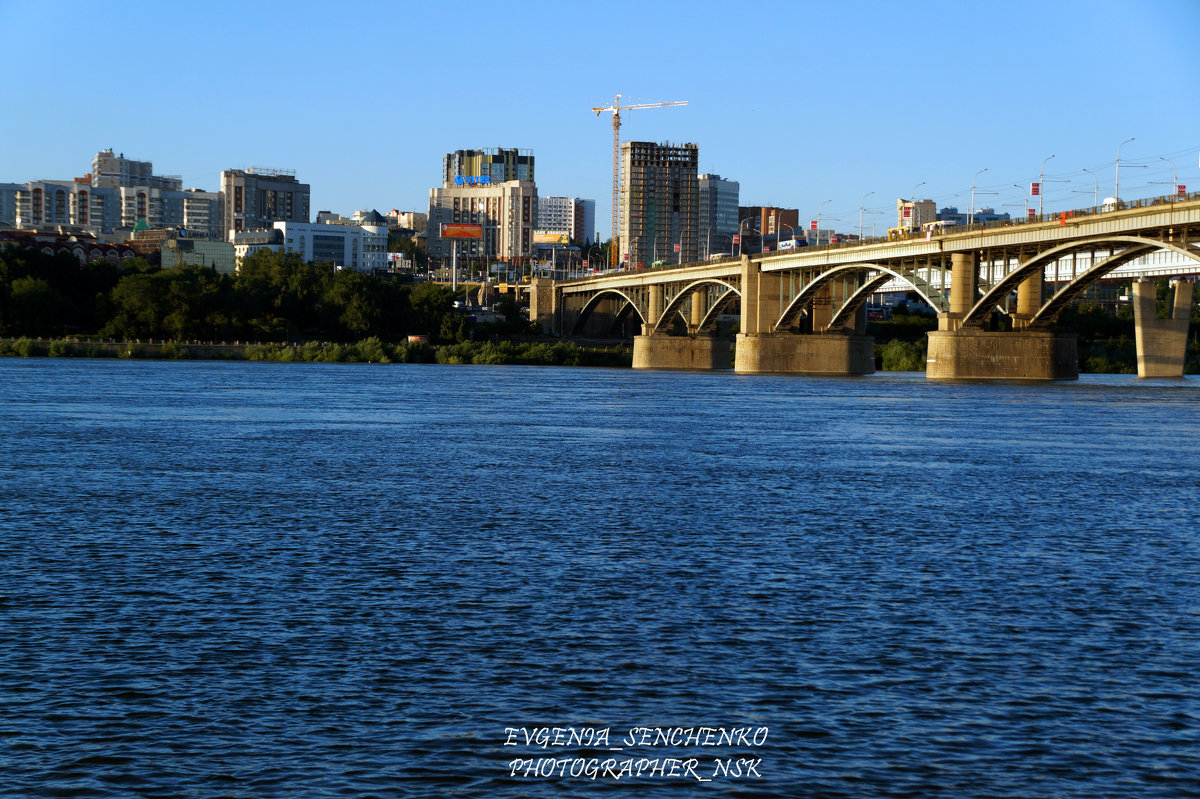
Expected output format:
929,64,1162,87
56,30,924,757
161,237,237,274
536,196,596,244
221,168,310,236
427,179,538,263
698,174,740,257
896,198,937,230
619,141,699,267
273,221,388,272
443,148,534,185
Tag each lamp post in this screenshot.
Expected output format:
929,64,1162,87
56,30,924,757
1012,185,1029,217
737,216,752,257
816,199,831,245
1081,168,1099,208
970,168,988,228
1115,137,1134,205
1160,156,1179,199
652,231,663,265
859,191,874,239
1038,154,1054,216
705,223,716,260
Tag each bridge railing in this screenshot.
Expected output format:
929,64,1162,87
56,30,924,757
577,189,1200,281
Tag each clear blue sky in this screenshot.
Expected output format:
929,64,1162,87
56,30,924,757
4,0,1199,237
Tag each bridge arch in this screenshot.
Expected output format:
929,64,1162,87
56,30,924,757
774,263,944,331
1030,239,1200,329
568,288,645,336
959,235,1188,328
653,279,740,334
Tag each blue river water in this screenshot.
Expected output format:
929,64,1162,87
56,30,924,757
1,358,1198,797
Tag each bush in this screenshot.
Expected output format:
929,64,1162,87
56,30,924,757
879,338,926,371
47,340,75,357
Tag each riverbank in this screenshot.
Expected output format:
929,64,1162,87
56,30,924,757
0,337,633,367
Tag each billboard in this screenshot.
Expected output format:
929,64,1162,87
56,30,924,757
533,232,569,245
440,223,483,239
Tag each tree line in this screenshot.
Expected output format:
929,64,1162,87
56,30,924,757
0,246,531,343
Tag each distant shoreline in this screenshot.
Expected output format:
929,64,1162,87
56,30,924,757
0,337,634,367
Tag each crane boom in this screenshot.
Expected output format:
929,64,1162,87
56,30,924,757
591,94,688,268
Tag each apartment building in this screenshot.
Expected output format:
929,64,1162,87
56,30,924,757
221,168,310,237
619,141,699,266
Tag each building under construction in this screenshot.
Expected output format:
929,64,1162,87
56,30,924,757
619,141,699,268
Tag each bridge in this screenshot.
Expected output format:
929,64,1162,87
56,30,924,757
528,194,1200,379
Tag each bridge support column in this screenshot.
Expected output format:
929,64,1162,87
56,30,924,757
688,288,707,335
734,332,875,375
740,255,783,335
1133,278,1193,378
926,329,1077,379
529,278,559,335
938,252,979,331
643,284,664,336
632,335,732,370
1012,273,1044,330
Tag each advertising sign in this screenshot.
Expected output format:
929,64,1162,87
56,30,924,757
1179,185,1187,196
533,232,569,245
732,234,740,244
1030,182,1041,196
1028,209,1037,219
673,243,680,253
810,220,819,230
440,223,483,239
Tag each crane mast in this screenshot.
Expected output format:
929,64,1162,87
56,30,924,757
591,95,687,269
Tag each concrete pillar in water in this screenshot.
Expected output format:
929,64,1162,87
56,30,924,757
1133,279,1193,378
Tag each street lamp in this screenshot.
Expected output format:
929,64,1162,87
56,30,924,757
1160,156,1179,199
859,191,875,239
1012,182,1032,214
816,199,831,245
737,216,753,256
652,231,663,264
1038,154,1055,216
1115,136,1134,205
1081,168,1099,208
970,168,989,228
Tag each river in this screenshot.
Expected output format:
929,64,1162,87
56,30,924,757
1,359,1198,797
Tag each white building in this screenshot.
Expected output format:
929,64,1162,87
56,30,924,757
273,221,388,272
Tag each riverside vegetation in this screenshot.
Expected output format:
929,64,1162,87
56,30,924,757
0,244,630,367
2,243,1194,371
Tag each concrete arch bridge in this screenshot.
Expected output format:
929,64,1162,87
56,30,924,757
528,196,1200,378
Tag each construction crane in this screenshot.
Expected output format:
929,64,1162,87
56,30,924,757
592,95,688,268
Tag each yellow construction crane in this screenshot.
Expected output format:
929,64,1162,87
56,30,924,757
592,94,688,268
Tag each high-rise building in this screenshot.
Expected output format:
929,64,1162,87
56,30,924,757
7,150,221,238
536,196,596,244
698,174,739,257
427,180,538,263
443,148,535,185
92,149,181,191
220,168,310,236
619,141,699,267
573,199,596,244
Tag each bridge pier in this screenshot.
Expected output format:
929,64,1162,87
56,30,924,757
926,329,1077,379
632,335,732,370
734,332,875,375
1133,278,1193,378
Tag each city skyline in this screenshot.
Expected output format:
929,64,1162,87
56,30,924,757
4,0,1200,238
